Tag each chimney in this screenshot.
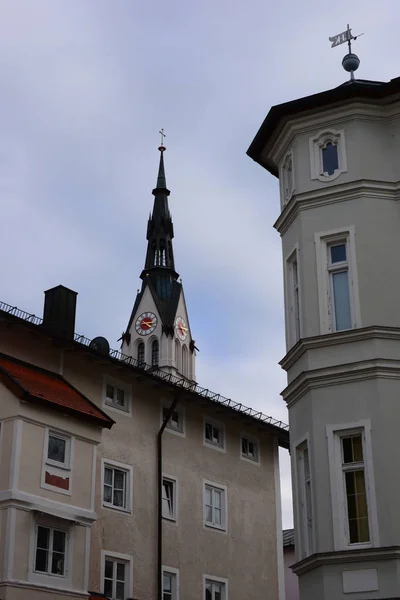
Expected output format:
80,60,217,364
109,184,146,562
42,285,78,341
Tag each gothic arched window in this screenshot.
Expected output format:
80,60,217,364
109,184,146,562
182,345,188,377
137,342,145,366
175,339,181,372
152,339,159,367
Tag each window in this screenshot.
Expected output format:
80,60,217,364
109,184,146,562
47,432,70,468
327,421,378,550
162,477,177,521
315,227,360,334
204,419,224,450
162,568,179,600
286,248,300,346
204,482,226,530
137,342,145,366
152,339,159,367
103,462,132,512
204,578,227,600
328,241,351,331
241,435,259,463
182,345,188,377
162,403,184,435
281,150,294,205
309,129,347,182
104,557,127,600
341,434,370,544
104,381,129,413
175,339,181,372
34,525,66,577
296,441,314,558
322,142,339,176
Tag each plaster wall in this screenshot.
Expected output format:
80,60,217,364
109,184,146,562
284,546,299,600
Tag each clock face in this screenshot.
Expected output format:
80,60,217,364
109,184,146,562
135,312,157,336
175,316,188,341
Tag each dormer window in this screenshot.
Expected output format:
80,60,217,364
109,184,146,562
310,129,347,182
281,150,294,205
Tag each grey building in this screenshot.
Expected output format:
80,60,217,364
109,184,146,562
248,69,400,598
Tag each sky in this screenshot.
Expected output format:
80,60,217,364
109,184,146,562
0,0,398,528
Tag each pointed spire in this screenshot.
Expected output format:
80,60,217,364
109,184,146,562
156,146,167,189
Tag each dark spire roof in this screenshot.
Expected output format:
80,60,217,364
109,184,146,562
127,145,182,337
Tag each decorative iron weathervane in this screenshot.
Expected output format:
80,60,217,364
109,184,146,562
329,24,364,80
159,128,166,151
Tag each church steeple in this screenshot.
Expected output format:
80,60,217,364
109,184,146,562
142,145,178,279
121,136,196,382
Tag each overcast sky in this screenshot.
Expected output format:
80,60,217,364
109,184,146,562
0,0,398,528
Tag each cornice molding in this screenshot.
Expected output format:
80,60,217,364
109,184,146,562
274,180,400,235
282,359,400,407
292,545,400,576
270,102,400,166
0,489,96,525
280,326,400,371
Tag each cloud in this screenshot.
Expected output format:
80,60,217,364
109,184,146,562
1,0,398,532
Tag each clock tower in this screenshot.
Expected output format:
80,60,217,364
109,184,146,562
121,143,196,381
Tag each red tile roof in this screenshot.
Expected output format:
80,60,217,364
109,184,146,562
0,354,113,428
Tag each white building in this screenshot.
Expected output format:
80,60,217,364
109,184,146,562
248,70,400,598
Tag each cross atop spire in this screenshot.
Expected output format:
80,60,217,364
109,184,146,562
159,128,166,151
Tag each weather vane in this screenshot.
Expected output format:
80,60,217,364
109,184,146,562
329,24,364,81
159,128,166,152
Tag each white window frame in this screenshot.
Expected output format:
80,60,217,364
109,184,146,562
309,128,347,182
285,245,301,348
33,524,68,577
315,226,361,334
295,437,314,558
28,515,73,588
161,401,185,438
203,575,228,600
100,550,133,600
203,480,227,533
44,428,72,470
280,149,295,206
101,459,133,514
102,376,132,416
203,417,225,453
162,474,178,522
326,420,379,551
162,566,180,600
240,433,260,465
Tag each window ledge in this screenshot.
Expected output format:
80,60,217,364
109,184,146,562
204,523,226,533
45,461,71,472
204,441,226,454
102,503,132,515
162,515,177,523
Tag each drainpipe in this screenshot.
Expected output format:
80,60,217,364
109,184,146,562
157,396,180,600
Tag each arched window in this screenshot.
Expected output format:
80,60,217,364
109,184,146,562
175,339,181,372
182,345,188,377
160,241,166,266
152,339,159,367
137,342,145,366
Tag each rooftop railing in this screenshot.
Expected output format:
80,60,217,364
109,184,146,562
0,300,289,432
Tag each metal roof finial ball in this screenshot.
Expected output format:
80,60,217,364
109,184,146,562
342,53,360,73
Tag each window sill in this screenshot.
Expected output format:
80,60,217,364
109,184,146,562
102,503,132,515
103,401,131,417
162,515,177,523
204,441,226,454
45,460,71,472
240,454,260,466
164,426,185,438
204,523,226,533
